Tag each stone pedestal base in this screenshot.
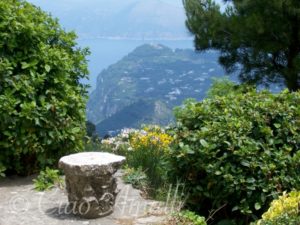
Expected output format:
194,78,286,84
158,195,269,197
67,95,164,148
59,152,125,219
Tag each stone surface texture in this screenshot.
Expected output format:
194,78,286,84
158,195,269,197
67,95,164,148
0,171,169,225
58,152,126,219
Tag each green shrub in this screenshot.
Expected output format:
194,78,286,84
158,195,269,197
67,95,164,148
168,89,300,223
0,0,89,175
166,210,207,225
33,167,63,191
253,191,300,225
123,166,149,191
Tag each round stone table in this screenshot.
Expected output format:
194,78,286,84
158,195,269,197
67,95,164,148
58,152,126,219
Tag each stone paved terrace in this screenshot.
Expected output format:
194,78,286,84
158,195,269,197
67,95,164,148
0,171,169,225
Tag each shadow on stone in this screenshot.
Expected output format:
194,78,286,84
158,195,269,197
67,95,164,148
44,204,85,221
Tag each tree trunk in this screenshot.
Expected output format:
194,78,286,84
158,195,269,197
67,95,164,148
285,17,300,92
285,41,299,92
285,69,299,92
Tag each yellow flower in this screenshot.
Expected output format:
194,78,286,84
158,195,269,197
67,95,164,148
129,126,173,151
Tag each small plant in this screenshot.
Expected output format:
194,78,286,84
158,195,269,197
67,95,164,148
0,164,5,177
123,166,149,192
165,210,207,225
33,167,63,191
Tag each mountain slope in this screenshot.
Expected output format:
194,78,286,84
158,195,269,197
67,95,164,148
96,100,172,136
87,44,226,132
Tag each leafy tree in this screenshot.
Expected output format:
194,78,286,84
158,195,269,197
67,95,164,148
206,77,255,99
184,0,300,91
0,0,89,175
206,77,239,98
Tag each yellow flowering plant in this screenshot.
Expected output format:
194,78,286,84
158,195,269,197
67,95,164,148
254,191,300,225
126,125,173,190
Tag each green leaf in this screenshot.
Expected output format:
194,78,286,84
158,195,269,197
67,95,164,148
215,171,222,175
254,202,261,210
45,65,51,72
71,127,81,134
200,139,209,148
241,160,250,167
224,141,231,146
246,178,255,183
179,142,185,148
187,149,195,154
274,123,281,128
232,206,239,212
3,131,11,136
21,62,30,69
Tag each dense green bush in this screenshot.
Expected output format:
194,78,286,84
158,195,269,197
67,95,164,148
0,0,89,175
168,89,300,224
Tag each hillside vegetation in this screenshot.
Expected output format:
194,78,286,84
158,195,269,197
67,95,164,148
87,44,226,135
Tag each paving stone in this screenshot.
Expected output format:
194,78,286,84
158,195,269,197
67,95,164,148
0,169,169,225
